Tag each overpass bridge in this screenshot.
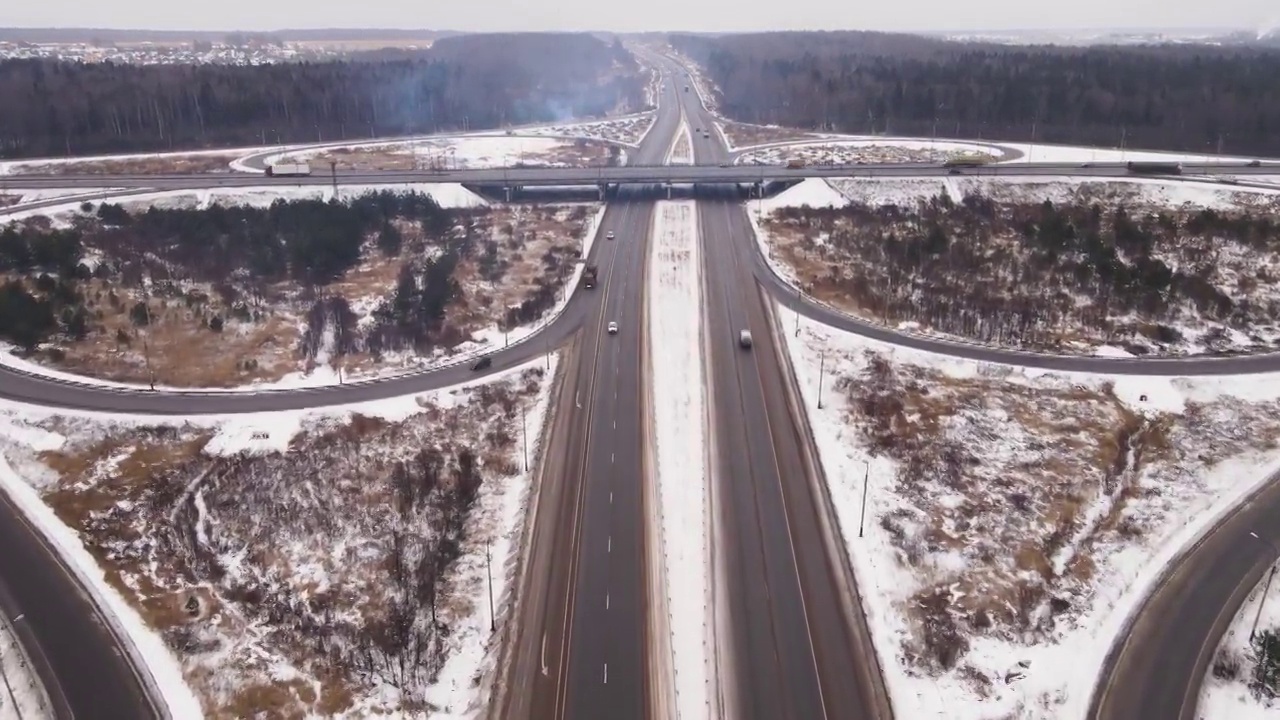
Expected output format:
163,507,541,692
1,160,1276,197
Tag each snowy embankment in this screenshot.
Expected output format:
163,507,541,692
0,610,53,720
1199,563,1280,719
777,309,1280,719
0,357,558,717
647,200,712,719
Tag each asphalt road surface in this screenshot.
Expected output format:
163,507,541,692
676,60,894,719
494,67,681,720
1089,468,1280,720
0,489,157,720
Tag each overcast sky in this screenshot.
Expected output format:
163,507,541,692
1,0,1276,35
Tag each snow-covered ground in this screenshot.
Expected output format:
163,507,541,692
825,174,1280,210
667,122,694,166
269,134,617,172
0,188,128,206
0,356,557,717
1200,562,1280,718
730,132,1274,168
522,112,657,148
779,310,1280,719
999,140,1263,165
0,184,487,228
0,146,267,176
0,611,52,720
736,139,1007,166
647,200,711,719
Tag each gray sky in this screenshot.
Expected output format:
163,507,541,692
1,0,1276,34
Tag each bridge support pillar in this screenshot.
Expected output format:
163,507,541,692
753,181,763,198
666,183,672,200
504,185,513,202
598,183,606,201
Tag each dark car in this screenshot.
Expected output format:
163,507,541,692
472,357,492,371
1248,160,1263,167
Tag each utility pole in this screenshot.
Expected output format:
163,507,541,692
486,538,495,632
521,404,529,473
858,461,870,537
816,351,826,409
142,300,156,391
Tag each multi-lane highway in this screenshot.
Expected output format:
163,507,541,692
672,62,893,719
492,68,681,720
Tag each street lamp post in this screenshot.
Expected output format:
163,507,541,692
486,538,495,632
858,461,871,537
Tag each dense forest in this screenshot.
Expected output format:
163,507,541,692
670,32,1280,156
0,33,646,158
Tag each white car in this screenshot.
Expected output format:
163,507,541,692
607,321,619,334
606,230,615,240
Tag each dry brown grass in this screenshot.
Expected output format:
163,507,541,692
44,279,301,387
12,155,238,175
845,356,1159,669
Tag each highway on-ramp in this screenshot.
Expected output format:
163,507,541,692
1088,470,1280,720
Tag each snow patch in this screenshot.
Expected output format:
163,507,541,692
648,200,711,718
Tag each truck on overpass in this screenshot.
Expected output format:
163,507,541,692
1126,161,1183,175
265,163,312,177
943,153,994,168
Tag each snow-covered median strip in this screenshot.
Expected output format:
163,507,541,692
667,122,694,166
647,200,712,718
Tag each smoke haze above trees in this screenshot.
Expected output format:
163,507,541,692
0,33,646,158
